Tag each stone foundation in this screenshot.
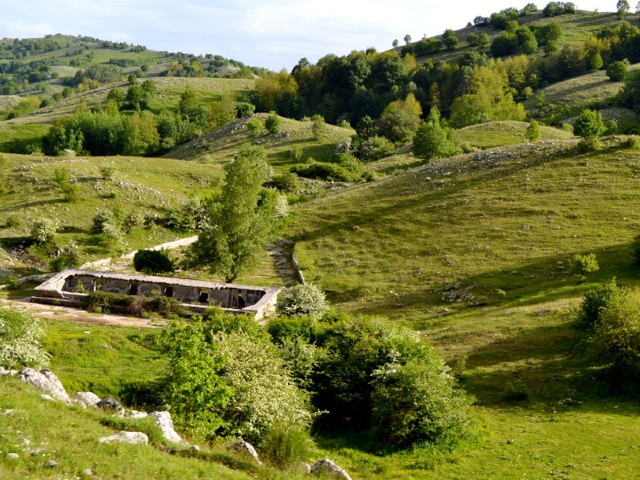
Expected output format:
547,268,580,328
32,269,281,320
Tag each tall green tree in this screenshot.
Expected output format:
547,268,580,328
185,146,282,283
574,109,606,151
412,107,462,160
617,0,631,18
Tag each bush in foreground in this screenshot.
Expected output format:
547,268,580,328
0,307,50,369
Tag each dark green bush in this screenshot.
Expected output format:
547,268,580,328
576,278,626,331
265,172,300,192
592,289,640,378
311,315,474,447
133,249,174,275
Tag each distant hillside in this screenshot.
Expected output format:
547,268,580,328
0,33,266,98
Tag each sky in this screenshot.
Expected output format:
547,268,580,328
0,1,615,71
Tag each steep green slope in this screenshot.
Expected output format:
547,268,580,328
291,137,640,323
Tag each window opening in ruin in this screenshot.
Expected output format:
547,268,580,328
198,291,209,303
129,284,138,295
164,286,173,297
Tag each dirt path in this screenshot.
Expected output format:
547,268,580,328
80,235,199,271
0,297,158,328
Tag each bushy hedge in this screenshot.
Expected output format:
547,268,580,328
268,314,475,448
158,310,474,453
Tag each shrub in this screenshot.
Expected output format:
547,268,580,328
311,114,326,140
525,120,541,142
265,172,300,193
213,331,313,446
606,60,629,82
159,320,231,438
6,215,21,228
592,289,640,377
574,109,605,152
261,421,313,467
0,307,50,369
247,117,264,136
576,278,626,331
50,243,80,272
100,165,116,181
91,211,117,235
277,284,329,319
570,253,599,278
29,218,57,245
265,111,282,134
133,249,174,275
371,357,473,448
355,135,396,161
122,211,145,233
312,315,474,448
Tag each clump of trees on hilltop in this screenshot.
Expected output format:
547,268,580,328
44,82,246,156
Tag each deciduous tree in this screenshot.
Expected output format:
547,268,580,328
185,146,282,283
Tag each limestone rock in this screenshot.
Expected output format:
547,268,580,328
0,367,18,376
6,453,19,460
150,411,184,444
126,409,149,419
73,392,101,408
20,368,70,402
98,431,148,445
229,441,261,464
96,398,125,416
17,438,31,447
310,459,352,480
45,459,60,468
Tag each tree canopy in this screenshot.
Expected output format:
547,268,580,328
185,146,282,283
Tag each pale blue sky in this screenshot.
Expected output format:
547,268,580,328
0,1,613,71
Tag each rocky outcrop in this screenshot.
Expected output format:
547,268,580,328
72,392,101,408
150,411,184,444
19,368,70,402
229,441,262,464
98,431,148,445
310,459,352,480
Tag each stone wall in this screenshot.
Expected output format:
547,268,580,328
33,269,282,320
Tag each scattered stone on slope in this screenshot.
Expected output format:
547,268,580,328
6,453,19,460
98,431,149,445
0,367,18,376
150,411,185,444
73,392,101,408
96,398,125,416
310,459,352,480
20,368,70,402
45,459,60,468
228,441,262,464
